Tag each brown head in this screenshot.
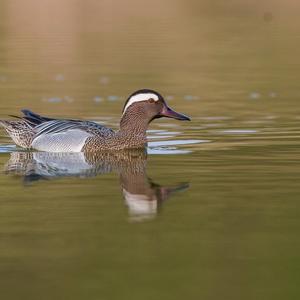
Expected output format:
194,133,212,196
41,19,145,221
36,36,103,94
121,89,190,129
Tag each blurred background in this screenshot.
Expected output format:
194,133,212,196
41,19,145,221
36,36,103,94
0,0,299,118
0,1,300,300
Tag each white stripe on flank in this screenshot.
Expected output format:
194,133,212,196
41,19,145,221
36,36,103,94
123,93,159,115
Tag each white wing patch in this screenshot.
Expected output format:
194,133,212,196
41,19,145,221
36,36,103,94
31,129,92,152
123,93,159,115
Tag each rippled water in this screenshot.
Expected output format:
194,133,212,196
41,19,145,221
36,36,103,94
0,1,300,300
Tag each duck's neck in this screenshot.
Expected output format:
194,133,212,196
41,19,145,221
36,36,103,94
119,109,150,138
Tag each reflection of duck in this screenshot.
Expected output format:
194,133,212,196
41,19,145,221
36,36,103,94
0,89,190,152
5,150,189,221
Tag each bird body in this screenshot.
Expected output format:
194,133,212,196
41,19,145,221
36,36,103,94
0,89,190,152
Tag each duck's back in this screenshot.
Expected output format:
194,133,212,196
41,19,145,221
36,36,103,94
0,110,115,152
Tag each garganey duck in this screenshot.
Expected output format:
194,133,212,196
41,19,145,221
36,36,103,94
0,89,190,152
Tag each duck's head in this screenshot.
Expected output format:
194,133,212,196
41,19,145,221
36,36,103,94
122,89,191,123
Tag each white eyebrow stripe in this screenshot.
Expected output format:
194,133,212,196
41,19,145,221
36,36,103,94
123,93,159,115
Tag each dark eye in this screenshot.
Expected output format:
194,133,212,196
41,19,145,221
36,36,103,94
149,98,155,103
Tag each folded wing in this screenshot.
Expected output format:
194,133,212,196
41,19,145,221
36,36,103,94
31,120,114,152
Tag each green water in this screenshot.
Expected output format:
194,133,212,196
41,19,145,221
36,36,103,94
0,1,300,299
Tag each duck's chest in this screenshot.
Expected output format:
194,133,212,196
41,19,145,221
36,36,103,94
82,133,147,151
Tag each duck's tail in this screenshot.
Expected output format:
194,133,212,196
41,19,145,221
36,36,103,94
0,109,54,149
0,117,35,149
1,110,60,149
